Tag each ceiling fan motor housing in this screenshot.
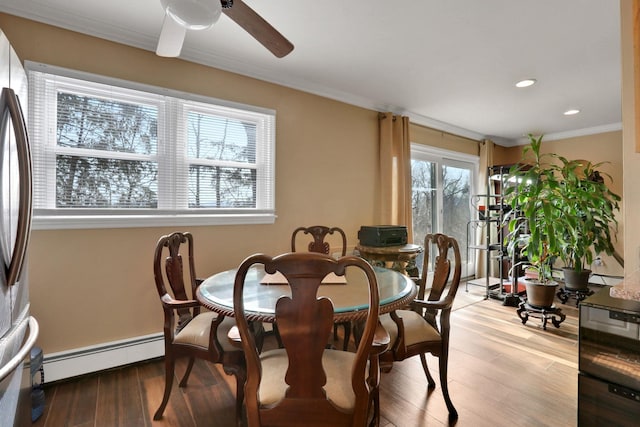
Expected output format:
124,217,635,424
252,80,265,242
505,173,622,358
161,0,222,30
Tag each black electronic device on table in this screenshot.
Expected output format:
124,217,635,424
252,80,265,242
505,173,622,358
358,225,408,247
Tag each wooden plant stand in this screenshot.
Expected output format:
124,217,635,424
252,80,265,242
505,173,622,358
556,286,594,307
516,301,566,330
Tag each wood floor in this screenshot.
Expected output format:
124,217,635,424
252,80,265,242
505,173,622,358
33,283,583,427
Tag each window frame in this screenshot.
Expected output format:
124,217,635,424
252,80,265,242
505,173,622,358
26,62,276,230
410,143,479,275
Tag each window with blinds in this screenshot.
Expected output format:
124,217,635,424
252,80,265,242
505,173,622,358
27,63,276,229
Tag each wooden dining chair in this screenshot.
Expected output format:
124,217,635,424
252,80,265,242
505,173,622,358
152,232,246,425
291,225,348,257
231,252,388,427
291,225,352,350
379,233,461,420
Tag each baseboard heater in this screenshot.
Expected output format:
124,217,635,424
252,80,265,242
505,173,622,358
42,333,164,383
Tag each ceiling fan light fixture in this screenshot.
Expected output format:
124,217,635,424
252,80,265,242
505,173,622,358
161,0,222,30
156,0,223,57
515,79,536,88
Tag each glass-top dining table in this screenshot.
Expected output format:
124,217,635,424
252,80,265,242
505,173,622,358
196,264,417,323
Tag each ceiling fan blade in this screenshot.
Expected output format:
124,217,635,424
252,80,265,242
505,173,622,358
222,0,294,58
156,14,188,57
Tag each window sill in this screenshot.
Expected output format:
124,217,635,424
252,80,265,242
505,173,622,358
32,212,277,230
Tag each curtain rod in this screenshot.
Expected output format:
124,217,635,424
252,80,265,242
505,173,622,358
378,112,398,121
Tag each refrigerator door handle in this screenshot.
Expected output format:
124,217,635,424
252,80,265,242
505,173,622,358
0,87,33,287
0,316,39,383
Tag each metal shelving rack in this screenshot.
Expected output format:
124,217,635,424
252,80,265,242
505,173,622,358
466,165,522,306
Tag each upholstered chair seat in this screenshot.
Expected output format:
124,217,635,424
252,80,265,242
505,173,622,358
380,310,441,349
173,312,237,351
258,348,360,411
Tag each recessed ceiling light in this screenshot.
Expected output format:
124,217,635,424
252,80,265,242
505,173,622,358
515,79,536,88
564,109,580,115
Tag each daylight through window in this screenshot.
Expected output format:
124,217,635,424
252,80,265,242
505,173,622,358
27,64,275,229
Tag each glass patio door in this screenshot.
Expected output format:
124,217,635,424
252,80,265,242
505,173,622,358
410,145,478,275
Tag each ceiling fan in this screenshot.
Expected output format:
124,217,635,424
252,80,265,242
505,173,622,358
156,0,294,58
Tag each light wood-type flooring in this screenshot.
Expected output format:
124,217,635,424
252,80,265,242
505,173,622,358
33,282,583,427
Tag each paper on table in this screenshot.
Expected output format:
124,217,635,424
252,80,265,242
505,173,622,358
260,271,347,285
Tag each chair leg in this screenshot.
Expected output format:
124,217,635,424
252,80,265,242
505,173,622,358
438,352,458,419
366,387,380,427
179,357,196,387
251,321,266,353
342,322,352,351
154,355,175,420
352,320,363,348
419,353,436,388
272,323,284,348
234,368,246,427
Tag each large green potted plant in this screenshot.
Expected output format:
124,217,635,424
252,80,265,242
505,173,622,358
555,158,621,290
504,134,621,301
503,134,563,307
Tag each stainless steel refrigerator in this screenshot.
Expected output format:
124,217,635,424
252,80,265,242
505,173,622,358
0,28,39,426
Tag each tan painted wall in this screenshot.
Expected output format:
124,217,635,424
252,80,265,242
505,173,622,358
410,124,479,155
492,144,514,166
621,0,639,274
0,14,384,354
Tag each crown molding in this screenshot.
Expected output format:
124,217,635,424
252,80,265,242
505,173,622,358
512,122,623,146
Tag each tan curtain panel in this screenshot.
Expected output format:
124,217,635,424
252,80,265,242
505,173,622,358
378,113,413,242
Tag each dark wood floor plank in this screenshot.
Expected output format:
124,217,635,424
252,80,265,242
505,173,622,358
95,367,146,427
136,357,165,380
184,380,236,427
38,375,99,427
211,364,240,400
142,374,195,427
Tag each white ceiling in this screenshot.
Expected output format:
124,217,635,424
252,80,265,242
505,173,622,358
0,0,622,146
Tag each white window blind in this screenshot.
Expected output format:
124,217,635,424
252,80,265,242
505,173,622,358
26,63,276,229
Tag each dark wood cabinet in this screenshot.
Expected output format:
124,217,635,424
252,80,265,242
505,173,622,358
578,373,640,426
578,287,640,425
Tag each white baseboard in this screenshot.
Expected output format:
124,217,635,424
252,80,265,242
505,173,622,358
42,333,164,383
